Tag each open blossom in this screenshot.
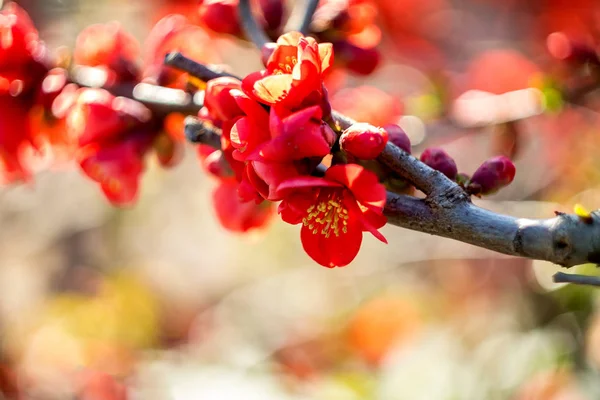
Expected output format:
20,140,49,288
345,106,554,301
242,31,333,111
276,164,387,267
229,95,336,201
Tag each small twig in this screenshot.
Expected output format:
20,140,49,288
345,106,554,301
298,0,320,35
184,116,223,149
71,65,202,115
238,0,270,49
164,52,239,82
553,272,600,287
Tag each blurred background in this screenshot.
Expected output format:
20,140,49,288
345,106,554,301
2,0,600,398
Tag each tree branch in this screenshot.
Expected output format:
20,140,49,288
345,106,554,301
161,58,600,270
184,116,223,148
553,272,600,287
238,0,270,49
71,65,203,116
163,52,239,81
298,0,320,34
385,191,600,268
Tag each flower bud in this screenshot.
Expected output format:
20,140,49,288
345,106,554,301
198,0,241,36
468,155,516,195
334,41,380,75
419,148,457,180
340,123,388,159
383,124,411,154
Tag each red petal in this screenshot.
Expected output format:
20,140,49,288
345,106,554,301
325,164,386,212
276,176,343,198
300,220,363,268
252,74,294,104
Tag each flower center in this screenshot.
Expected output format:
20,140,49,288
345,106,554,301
273,56,297,74
302,192,349,238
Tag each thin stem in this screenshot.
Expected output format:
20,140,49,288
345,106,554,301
164,52,239,81
553,272,600,287
184,116,223,149
70,65,202,116
238,0,270,49
298,0,320,34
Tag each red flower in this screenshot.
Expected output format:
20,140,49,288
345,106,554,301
0,3,40,67
66,88,152,147
0,95,32,182
73,22,140,82
276,164,387,267
212,179,275,232
78,136,151,206
229,96,335,201
242,32,333,110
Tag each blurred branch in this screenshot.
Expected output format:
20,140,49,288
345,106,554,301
184,116,223,148
238,0,270,49
71,65,203,116
164,52,239,81
296,0,320,34
553,272,600,287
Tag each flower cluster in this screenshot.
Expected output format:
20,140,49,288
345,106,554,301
0,2,520,269
196,32,389,267
0,4,220,205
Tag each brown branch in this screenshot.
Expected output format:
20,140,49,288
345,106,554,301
163,52,239,82
184,116,223,148
238,0,270,49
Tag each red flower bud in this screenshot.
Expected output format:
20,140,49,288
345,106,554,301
198,0,241,36
383,124,411,154
334,41,380,75
468,155,516,195
419,148,457,180
340,123,388,160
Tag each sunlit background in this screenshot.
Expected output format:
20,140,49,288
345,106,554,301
2,0,600,398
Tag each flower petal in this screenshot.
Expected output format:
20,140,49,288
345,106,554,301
300,219,363,267
276,176,343,198
325,164,386,212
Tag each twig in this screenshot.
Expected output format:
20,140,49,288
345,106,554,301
70,65,203,116
298,0,320,34
164,52,239,82
184,116,223,149
238,0,270,49
553,272,600,287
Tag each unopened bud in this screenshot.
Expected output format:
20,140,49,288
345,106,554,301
468,155,516,195
383,124,411,154
334,41,380,75
420,148,457,180
340,123,388,159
